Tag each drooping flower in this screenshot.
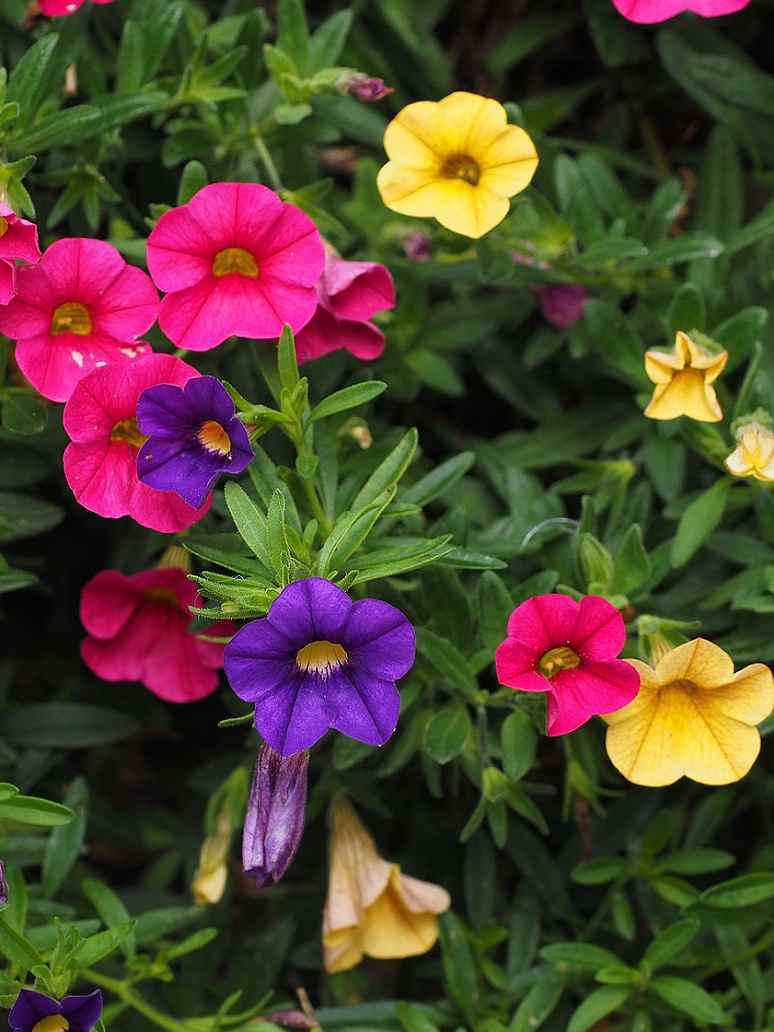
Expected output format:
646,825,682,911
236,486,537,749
39,0,113,14
0,203,41,306
80,567,233,703
495,594,641,737
243,744,309,889
224,577,415,756
338,72,394,102
606,639,774,786
63,354,211,533
146,182,325,351
536,284,588,330
323,797,450,973
0,238,158,402
644,330,727,423
9,990,102,1032
192,810,232,905
377,91,539,239
725,420,774,482
294,253,396,364
612,0,750,22
136,375,253,509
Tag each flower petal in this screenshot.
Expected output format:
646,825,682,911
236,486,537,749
655,637,734,689
701,662,774,725
505,593,579,653
343,598,416,680
61,990,103,1032
383,100,446,168
547,660,640,736
495,638,547,692
266,577,353,644
9,989,61,1031
80,570,141,639
326,667,400,747
254,669,333,754
572,595,627,660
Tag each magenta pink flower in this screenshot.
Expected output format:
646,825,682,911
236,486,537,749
146,183,325,351
0,238,158,402
537,284,588,330
81,568,232,703
38,0,113,15
63,354,211,533
295,254,395,364
495,594,640,736
0,203,40,306
612,0,750,21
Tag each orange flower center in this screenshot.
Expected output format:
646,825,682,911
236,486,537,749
197,419,231,456
143,587,182,608
51,301,92,336
212,247,259,279
32,1018,69,1032
440,153,480,186
296,640,348,676
0,215,9,239
538,646,580,678
110,418,148,449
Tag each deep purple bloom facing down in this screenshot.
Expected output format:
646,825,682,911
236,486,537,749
136,375,253,508
9,989,102,1032
243,744,308,888
224,578,416,755
0,859,7,907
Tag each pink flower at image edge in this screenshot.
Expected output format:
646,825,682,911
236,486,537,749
612,0,750,22
0,203,40,305
38,0,113,15
495,594,640,736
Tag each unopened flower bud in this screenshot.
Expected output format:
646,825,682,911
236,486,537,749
0,860,8,908
339,73,394,103
243,745,308,889
192,812,231,905
536,284,588,330
403,232,432,263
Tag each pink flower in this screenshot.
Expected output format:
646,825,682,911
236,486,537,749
294,254,395,363
38,0,113,15
495,594,640,736
63,354,211,533
81,568,232,703
0,238,158,402
0,203,41,305
338,73,394,102
536,284,588,330
612,0,750,21
146,183,325,351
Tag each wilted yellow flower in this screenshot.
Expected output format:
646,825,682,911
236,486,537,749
192,812,231,905
605,639,774,787
323,798,450,973
376,91,538,239
725,421,774,482
644,331,727,422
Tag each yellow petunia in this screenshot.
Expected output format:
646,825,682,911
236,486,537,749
376,91,538,239
725,420,774,482
323,798,450,973
644,331,727,423
605,639,774,787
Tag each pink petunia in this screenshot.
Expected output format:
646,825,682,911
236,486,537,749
536,284,588,330
63,354,211,533
0,238,158,402
39,0,113,16
495,594,640,736
0,203,41,306
81,567,232,703
295,253,395,363
146,182,325,351
612,0,750,22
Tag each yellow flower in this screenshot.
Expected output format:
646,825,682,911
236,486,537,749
323,798,450,973
192,812,231,905
605,639,774,787
644,331,727,422
376,91,538,239
725,421,774,482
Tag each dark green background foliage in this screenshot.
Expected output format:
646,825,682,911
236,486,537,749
3,0,774,1030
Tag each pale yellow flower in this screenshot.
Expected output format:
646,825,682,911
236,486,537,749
605,639,774,787
192,812,231,905
644,331,727,422
323,799,450,973
376,91,538,239
725,421,774,482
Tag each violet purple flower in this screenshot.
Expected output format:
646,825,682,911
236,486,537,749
243,744,308,888
9,989,102,1032
0,859,7,908
224,577,415,755
136,375,253,508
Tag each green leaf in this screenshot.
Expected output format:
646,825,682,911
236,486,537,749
267,488,289,575
308,9,352,70
133,906,203,946
349,536,454,583
277,324,300,392
277,0,310,72
641,919,700,971
1,392,48,435
615,525,651,594
0,795,74,828
463,833,496,929
0,915,42,971
416,628,477,697
572,857,627,885
510,972,564,1032
395,1002,440,1032
401,451,475,507
82,877,136,960
438,912,479,1023
501,710,537,782
116,21,146,93
318,488,395,573
3,703,140,749
310,381,387,421
541,942,621,973
698,872,774,909
668,282,705,337
659,848,734,874
627,233,723,270
487,12,578,74
0,491,62,544
223,482,272,570
477,571,513,654
6,35,60,125
42,778,87,897
424,705,472,764
75,921,136,968
177,160,208,205
649,976,726,1024
567,986,630,1032
351,428,418,511
671,479,731,567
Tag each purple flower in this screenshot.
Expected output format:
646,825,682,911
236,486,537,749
243,744,308,888
536,284,588,330
224,577,415,755
339,73,394,102
136,375,253,508
0,860,7,907
403,232,432,263
9,990,102,1032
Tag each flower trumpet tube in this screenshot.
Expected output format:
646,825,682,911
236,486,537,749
243,745,309,889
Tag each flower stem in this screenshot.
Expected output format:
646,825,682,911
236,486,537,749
254,135,284,193
83,970,188,1032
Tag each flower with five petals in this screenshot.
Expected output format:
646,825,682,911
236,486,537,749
644,331,727,423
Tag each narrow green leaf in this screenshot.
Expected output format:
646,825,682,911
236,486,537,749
671,479,730,567
352,429,418,511
310,381,387,421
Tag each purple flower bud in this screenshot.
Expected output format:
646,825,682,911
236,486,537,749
243,745,308,889
340,73,394,102
403,232,432,263
536,284,588,330
0,860,8,908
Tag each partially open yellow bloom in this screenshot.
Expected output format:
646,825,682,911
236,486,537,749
323,799,450,973
605,639,774,787
192,812,231,905
644,331,727,422
725,421,774,482
377,91,538,239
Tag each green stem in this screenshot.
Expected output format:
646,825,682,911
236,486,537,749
254,134,284,193
84,970,188,1032
301,474,332,535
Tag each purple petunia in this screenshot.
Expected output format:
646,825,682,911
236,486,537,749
136,375,253,508
9,989,102,1032
243,744,308,888
224,577,416,756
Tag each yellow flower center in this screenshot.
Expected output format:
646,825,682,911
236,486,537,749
51,301,93,336
296,640,348,676
143,587,182,608
212,247,259,279
538,646,581,678
197,419,231,456
110,418,148,449
0,215,9,238
440,153,480,186
32,1018,69,1032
